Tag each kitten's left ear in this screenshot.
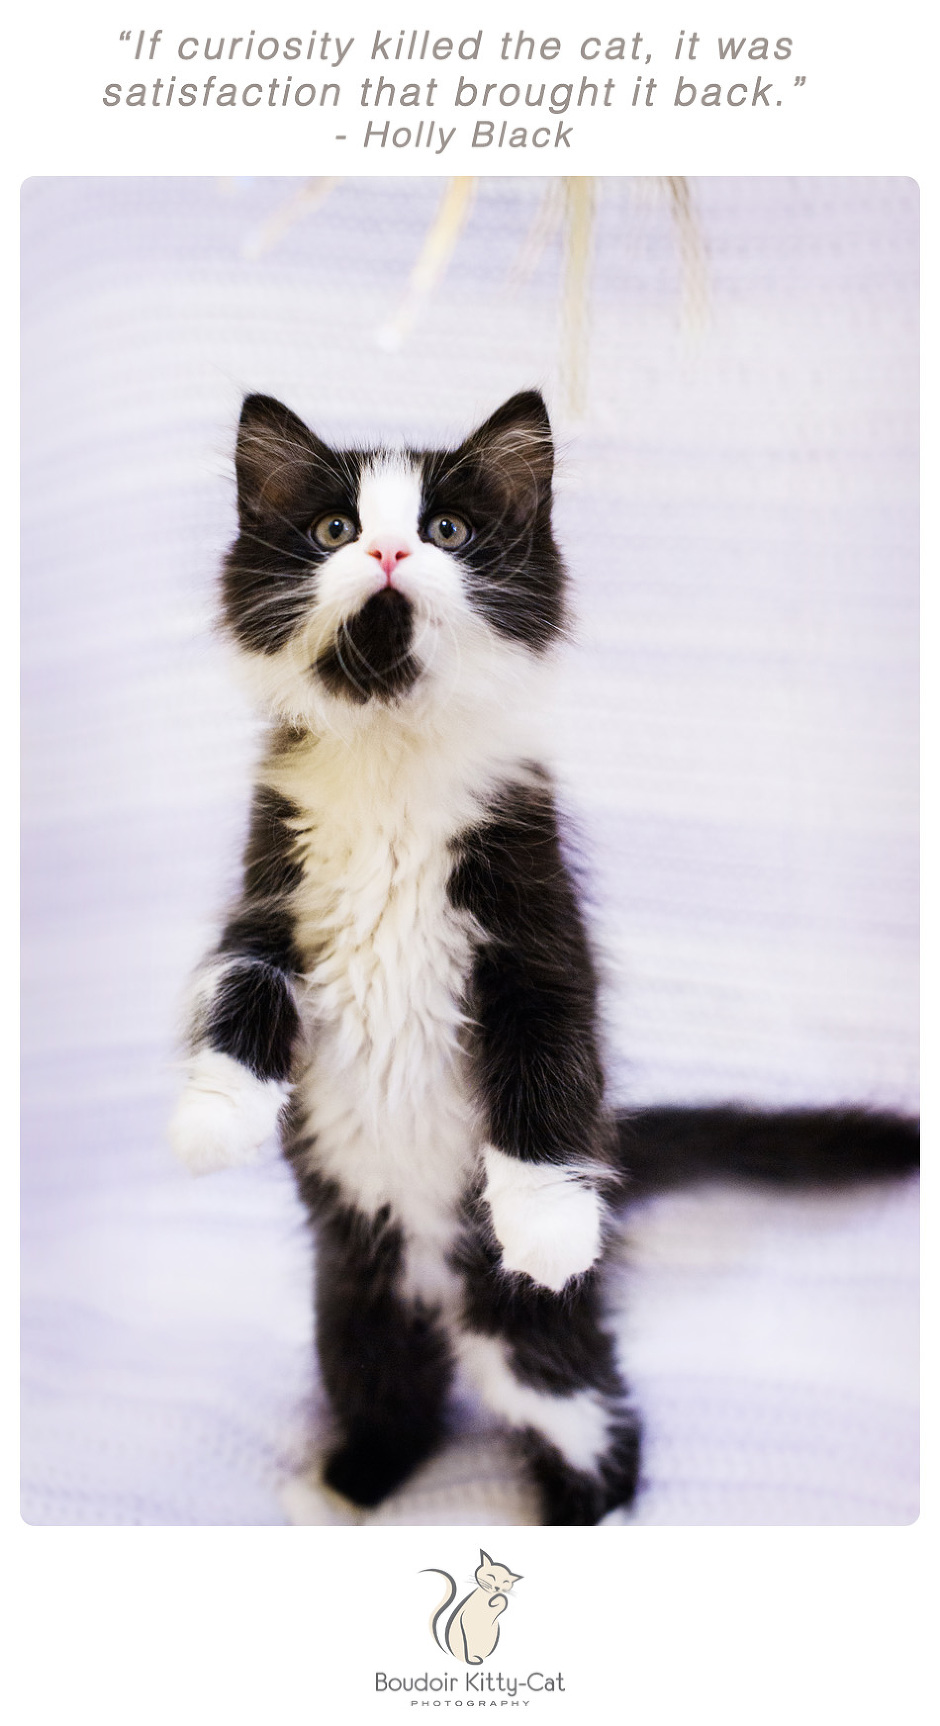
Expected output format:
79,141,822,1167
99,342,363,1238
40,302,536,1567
463,390,554,523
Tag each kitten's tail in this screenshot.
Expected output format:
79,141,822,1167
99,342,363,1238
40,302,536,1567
613,1105,919,1201
422,1569,457,1654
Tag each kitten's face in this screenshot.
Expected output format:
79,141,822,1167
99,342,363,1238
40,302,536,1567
221,391,565,729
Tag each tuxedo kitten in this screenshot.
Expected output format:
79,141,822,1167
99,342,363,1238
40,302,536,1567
170,390,918,1525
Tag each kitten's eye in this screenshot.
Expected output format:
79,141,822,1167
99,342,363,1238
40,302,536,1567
311,513,357,549
425,514,471,550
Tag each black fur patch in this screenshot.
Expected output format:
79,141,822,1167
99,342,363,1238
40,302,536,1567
519,1419,641,1525
293,1170,454,1508
448,780,609,1169
239,784,306,900
418,391,566,652
205,958,299,1082
223,394,364,655
217,786,304,975
315,587,420,705
206,786,304,1079
616,1105,921,1199
452,1224,623,1398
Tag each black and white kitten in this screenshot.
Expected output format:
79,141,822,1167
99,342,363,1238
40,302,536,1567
170,389,917,1525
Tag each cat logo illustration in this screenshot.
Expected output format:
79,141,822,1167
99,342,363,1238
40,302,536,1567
422,1551,523,1665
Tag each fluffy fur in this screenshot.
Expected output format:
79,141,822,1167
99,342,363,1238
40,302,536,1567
171,389,918,1525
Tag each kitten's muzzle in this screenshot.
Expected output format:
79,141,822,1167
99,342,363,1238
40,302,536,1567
314,587,421,704
367,535,412,584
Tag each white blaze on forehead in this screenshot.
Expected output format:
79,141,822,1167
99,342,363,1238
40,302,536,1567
356,456,424,545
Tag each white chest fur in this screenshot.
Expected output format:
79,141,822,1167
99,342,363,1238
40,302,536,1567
267,723,511,1291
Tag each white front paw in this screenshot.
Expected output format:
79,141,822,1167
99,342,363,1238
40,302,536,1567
169,1050,289,1176
483,1146,603,1293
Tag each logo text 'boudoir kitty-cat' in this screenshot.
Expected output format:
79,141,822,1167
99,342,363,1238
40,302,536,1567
423,1553,522,1665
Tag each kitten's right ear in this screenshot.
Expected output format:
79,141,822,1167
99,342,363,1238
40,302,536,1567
234,393,326,523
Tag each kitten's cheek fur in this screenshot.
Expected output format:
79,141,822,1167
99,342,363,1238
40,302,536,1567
482,1146,603,1292
169,1050,289,1176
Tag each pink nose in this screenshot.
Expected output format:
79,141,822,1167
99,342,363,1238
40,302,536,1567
367,537,411,582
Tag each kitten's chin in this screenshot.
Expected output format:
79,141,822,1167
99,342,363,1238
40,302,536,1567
313,588,422,706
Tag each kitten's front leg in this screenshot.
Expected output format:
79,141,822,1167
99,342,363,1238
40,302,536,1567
171,1046,291,1176
482,1147,603,1293
452,784,614,1295
170,954,299,1175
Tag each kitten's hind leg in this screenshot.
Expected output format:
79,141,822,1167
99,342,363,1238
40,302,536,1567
455,1241,640,1525
308,1186,454,1510
518,1415,641,1526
